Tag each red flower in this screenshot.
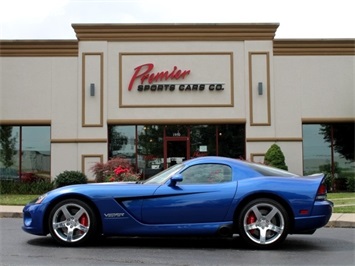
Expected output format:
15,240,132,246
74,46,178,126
114,166,129,176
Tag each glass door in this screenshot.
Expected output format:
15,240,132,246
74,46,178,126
163,125,190,168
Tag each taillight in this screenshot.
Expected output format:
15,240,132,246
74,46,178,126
316,183,327,200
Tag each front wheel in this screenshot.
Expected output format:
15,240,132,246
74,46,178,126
237,198,289,249
48,199,97,246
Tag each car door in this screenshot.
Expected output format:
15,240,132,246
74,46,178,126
141,163,237,224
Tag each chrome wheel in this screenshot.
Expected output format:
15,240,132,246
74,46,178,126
49,199,96,246
238,198,289,248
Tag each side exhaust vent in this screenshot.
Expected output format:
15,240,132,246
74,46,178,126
218,225,232,237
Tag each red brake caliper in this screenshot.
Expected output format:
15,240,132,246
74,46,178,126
79,214,88,234
247,212,256,234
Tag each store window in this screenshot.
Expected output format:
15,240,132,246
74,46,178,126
0,126,51,179
303,123,355,191
108,124,245,179
190,125,245,159
190,125,216,157
217,124,245,159
137,125,164,178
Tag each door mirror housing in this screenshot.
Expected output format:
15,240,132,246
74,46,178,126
169,174,183,186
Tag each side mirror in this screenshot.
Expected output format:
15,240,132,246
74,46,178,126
169,174,183,187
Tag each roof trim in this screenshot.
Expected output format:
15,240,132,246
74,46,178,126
273,39,355,55
72,23,280,41
107,118,246,125
0,40,78,57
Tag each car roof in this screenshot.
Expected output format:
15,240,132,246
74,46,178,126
183,156,298,177
184,156,245,166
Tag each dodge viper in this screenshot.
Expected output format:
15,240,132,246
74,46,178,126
22,156,333,249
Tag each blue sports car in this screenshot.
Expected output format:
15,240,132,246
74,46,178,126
22,156,333,249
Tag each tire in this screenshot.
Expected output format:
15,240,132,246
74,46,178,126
48,199,97,246
237,198,289,249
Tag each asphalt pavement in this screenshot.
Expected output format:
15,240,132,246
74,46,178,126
0,205,354,228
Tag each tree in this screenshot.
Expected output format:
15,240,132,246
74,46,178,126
320,123,355,162
137,125,164,165
264,144,288,170
0,126,17,168
108,126,128,158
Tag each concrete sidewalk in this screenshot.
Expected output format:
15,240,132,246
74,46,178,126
0,205,23,218
1,205,354,228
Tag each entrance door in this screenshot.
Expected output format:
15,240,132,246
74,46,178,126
163,137,190,168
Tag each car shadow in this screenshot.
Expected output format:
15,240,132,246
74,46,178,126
26,235,349,251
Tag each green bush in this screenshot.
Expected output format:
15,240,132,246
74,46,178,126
0,180,54,194
346,175,355,192
54,170,88,188
264,144,288,170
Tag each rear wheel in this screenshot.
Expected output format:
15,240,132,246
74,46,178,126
48,199,97,246
237,198,289,249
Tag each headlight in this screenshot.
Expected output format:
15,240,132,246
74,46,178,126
35,193,48,204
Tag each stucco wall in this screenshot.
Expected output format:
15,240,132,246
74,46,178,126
1,24,354,178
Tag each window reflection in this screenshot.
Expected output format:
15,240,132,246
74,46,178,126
303,124,331,175
137,125,163,179
0,126,50,179
217,125,245,159
303,123,355,191
108,124,246,179
109,125,133,158
190,125,216,157
181,164,232,184
22,126,50,175
0,126,19,179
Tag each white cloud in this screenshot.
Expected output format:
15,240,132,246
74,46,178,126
0,0,70,23
0,0,354,39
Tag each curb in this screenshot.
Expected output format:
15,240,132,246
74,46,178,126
0,212,23,218
326,220,355,228
325,213,355,228
0,206,24,218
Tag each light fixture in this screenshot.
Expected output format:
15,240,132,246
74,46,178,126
258,82,263,95
90,83,95,96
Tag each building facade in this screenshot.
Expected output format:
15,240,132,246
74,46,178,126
0,23,354,181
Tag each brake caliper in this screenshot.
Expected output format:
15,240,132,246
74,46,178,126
247,212,256,234
79,214,88,234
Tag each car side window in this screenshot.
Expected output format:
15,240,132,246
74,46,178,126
180,164,232,184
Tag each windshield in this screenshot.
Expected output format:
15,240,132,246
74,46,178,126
143,163,184,184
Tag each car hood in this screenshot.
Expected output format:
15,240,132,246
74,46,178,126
42,182,160,203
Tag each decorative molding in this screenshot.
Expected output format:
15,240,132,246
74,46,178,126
0,40,78,57
250,153,265,163
0,120,51,125
247,137,302,142
107,118,246,125
119,52,234,108
82,52,104,127
51,138,107,144
81,154,103,178
249,52,271,126
273,39,355,56
302,117,355,123
72,23,279,41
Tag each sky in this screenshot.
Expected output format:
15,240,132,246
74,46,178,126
0,0,354,40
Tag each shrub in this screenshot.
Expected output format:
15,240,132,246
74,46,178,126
54,171,88,188
91,157,140,182
0,179,54,194
264,144,288,170
346,175,355,192
20,172,45,183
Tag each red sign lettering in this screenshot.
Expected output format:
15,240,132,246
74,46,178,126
128,63,191,91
